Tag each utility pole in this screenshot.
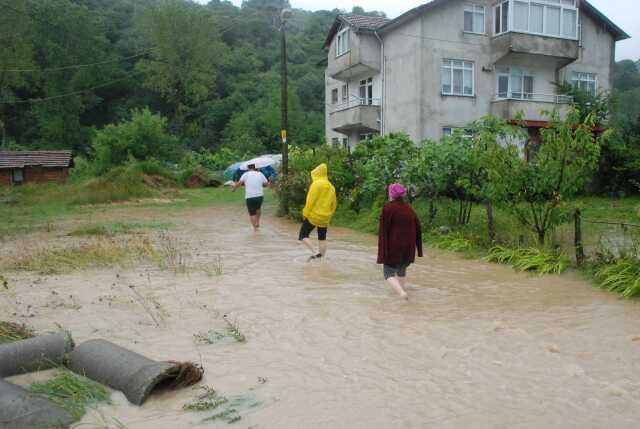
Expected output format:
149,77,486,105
279,7,292,215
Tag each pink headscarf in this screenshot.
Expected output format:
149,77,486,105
388,183,407,200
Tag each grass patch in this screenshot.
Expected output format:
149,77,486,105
183,386,229,412
485,246,569,275
29,369,111,419
69,221,174,237
0,321,35,344
591,258,640,297
428,232,476,253
2,238,161,275
194,316,247,345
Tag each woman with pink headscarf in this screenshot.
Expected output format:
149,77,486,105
377,183,423,298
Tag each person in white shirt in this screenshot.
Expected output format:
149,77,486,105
232,164,269,231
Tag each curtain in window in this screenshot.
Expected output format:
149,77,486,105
562,9,577,38
546,6,561,35
514,1,529,31
453,69,463,94
501,2,509,33
442,65,452,93
530,3,544,33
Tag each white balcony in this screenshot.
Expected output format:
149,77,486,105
491,93,573,122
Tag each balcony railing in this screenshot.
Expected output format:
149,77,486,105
331,97,381,114
494,93,573,104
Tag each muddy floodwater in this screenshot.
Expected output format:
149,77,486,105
2,205,640,428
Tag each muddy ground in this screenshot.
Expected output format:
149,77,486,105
1,203,639,428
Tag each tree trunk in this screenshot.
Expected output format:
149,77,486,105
428,198,437,223
537,229,546,246
486,200,496,243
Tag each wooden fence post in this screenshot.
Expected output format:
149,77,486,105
575,208,585,267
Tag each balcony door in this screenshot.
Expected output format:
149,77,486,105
359,78,373,105
496,67,534,100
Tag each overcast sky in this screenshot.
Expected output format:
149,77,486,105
208,0,637,60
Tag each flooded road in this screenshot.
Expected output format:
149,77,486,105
3,205,640,428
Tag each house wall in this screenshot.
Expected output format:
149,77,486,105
0,166,70,186
384,0,498,142
559,7,615,93
26,166,70,184
0,170,10,186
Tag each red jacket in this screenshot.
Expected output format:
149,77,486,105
377,199,423,266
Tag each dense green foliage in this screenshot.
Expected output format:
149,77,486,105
0,0,355,156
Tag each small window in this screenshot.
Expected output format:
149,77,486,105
342,138,349,149
572,72,597,96
442,59,474,97
359,133,376,142
12,168,24,184
464,5,485,33
331,137,340,147
341,84,349,103
336,28,350,57
331,88,338,104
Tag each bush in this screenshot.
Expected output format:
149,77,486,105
592,258,640,297
71,161,176,205
485,246,568,275
92,108,183,174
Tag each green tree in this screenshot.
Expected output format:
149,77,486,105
491,110,605,245
136,0,226,134
92,108,183,174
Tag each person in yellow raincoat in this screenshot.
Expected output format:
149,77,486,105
299,163,337,260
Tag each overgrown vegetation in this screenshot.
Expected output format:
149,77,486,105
486,246,568,275
591,258,640,297
3,237,160,274
0,321,35,344
69,221,173,237
29,369,111,419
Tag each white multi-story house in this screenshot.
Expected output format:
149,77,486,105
324,0,629,148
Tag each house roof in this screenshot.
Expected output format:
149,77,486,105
0,150,74,169
378,0,629,41
581,0,630,41
323,14,390,48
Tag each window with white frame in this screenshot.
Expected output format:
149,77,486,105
342,137,349,149
331,88,338,104
464,5,485,33
336,27,350,57
572,72,597,96
331,137,340,147
496,66,535,100
341,84,349,103
359,77,373,105
494,0,578,39
442,60,474,96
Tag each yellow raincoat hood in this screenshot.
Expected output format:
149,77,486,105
302,163,337,227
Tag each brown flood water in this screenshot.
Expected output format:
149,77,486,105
3,206,640,428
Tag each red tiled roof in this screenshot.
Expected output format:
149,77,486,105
0,150,73,169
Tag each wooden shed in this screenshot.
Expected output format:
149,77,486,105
0,151,74,186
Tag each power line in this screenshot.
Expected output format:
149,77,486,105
0,48,157,73
0,71,143,105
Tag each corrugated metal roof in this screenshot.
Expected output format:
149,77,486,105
0,151,73,169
